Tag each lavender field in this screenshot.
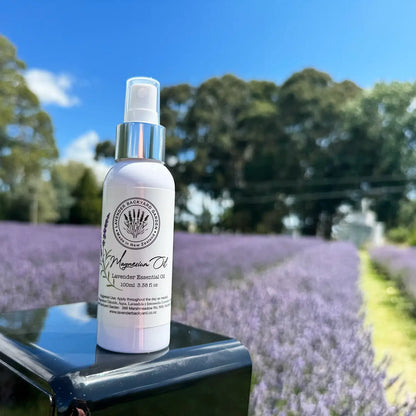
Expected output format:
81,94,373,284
172,231,322,295
370,245,416,302
0,222,320,311
178,243,411,415
0,222,412,414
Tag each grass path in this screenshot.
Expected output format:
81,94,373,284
360,251,416,402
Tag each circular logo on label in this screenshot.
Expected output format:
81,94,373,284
112,198,160,250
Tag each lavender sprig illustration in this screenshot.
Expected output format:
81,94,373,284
123,208,149,238
99,213,122,291
101,213,110,252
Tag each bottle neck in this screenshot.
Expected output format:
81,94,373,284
115,122,166,162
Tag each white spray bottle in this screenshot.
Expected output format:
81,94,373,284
97,77,175,353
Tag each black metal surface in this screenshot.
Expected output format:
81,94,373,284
0,302,252,415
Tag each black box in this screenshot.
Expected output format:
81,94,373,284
0,302,251,415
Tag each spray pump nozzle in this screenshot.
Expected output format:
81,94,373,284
124,77,160,124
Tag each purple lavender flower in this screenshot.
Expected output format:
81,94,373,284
370,245,416,301
174,242,416,414
102,213,110,248
0,222,414,413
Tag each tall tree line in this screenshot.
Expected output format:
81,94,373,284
157,72,416,237
2,33,416,236
97,72,416,237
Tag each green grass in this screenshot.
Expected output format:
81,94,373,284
360,251,416,402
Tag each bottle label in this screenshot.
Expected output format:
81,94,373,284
98,187,174,328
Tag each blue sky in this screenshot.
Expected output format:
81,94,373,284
2,0,416,180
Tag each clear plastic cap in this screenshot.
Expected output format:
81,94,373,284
124,77,160,124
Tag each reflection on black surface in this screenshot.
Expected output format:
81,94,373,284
169,321,228,349
0,308,47,344
93,345,169,372
0,303,97,369
36,303,97,368
0,302,229,375
0,302,251,416
0,364,51,415
86,302,97,319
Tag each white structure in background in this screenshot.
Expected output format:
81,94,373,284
283,214,301,237
332,199,384,247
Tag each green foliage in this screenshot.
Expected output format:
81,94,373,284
51,161,88,223
386,227,410,244
386,198,416,245
69,168,101,224
0,35,58,223
398,199,416,229
88,70,416,235
6,189,31,222
4,179,58,223
338,82,416,229
161,83,194,223
95,140,115,160
185,74,252,198
3,31,416,232
0,36,57,185
407,227,416,246
36,180,59,222
277,69,362,236
195,204,214,233
182,70,364,235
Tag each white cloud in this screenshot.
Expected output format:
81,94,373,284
62,130,111,182
25,69,80,107
57,303,91,324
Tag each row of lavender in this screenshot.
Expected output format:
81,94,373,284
370,245,416,301
0,222,409,414
173,231,321,295
175,242,410,415
0,222,318,312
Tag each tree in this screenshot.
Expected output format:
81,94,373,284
277,69,362,237
4,179,58,223
184,74,251,199
226,79,293,233
51,161,88,223
0,35,58,221
184,72,363,235
161,83,194,224
336,82,416,229
195,203,214,233
95,140,115,161
92,72,416,236
69,168,101,224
